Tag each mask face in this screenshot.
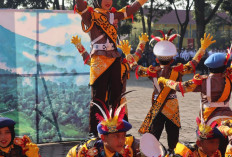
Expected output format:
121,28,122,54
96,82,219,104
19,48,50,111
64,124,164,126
0,127,12,148
101,0,112,10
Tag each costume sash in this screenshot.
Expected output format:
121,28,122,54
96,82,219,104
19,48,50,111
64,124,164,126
90,55,115,85
93,10,117,46
138,69,179,134
204,77,231,122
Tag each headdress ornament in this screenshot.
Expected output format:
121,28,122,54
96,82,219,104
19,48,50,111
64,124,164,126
196,117,223,140
93,99,132,135
150,29,179,58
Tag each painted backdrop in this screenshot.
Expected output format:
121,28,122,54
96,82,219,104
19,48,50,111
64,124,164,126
0,9,91,143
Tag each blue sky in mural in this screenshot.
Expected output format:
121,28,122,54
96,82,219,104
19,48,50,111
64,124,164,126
0,10,91,85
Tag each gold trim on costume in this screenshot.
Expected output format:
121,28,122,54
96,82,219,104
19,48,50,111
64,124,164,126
90,55,115,85
139,69,179,134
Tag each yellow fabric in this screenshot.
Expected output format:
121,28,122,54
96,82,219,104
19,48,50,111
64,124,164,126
161,99,180,127
174,142,193,157
66,145,78,157
125,136,134,147
93,9,117,46
90,55,115,85
139,69,179,134
203,107,217,122
104,146,115,157
225,144,232,157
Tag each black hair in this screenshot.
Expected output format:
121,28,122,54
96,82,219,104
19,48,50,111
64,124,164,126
208,65,226,73
93,0,102,8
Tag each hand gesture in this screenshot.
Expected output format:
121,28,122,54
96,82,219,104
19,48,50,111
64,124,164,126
71,35,82,47
200,33,216,50
117,40,131,56
139,33,149,43
25,143,40,157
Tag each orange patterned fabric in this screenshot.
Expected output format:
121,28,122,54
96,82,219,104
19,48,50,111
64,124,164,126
138,70,179,134
90,55,115,85
161,99,180,127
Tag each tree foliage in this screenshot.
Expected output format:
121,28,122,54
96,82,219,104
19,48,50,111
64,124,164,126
169,0,194,51
193,0,224,49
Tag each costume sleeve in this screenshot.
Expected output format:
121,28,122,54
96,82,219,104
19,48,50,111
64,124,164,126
178,34,215,75
174,142,194,157
132,33,149,64
218,120,232,136
75,0,92,26
179,48,205,75
66,145,78,157
71,35,91,65
158,74,203,96
135,65,160,79
116,0,147,21
118,33,148,70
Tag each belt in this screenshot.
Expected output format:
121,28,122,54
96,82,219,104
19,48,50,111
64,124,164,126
203,101,229,108
92,42,115,51
153,94,177,100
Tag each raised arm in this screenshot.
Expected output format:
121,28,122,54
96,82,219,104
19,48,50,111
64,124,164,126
158,74,203,96
117,33,148,68
116,0,148,21
75,0,92,26
176,33,216,75
71,35,90,65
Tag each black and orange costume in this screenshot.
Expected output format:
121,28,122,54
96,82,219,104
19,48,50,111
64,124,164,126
75,0,148,136
127,32,215,150
158,51,232,155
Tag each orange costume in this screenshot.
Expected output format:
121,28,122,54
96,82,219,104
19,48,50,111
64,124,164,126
75,0,148,137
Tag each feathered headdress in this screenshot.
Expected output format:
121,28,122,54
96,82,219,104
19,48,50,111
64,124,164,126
196,117,223,140
150,29,180,46
92,99,132,134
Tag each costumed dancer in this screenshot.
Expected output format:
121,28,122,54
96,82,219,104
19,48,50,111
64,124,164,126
175,118,225,157
158,48,232,155
129,30,215,153
71,34,148,121
74,0,149,137
0,117,40,157
66,102,141,157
